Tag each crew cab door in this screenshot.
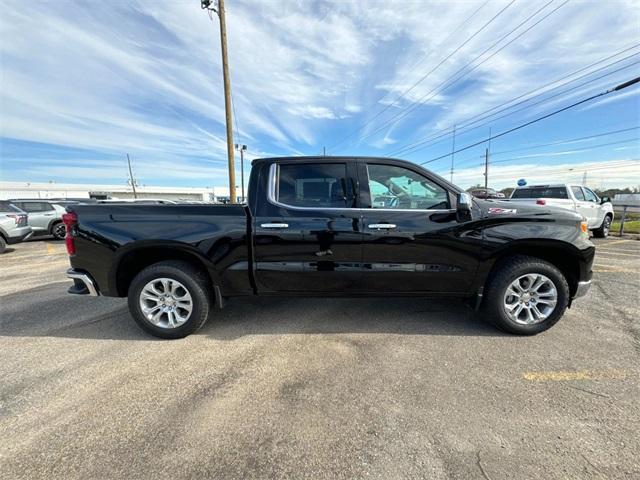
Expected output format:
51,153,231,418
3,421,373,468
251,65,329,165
252,160,363,292
581,187,603,227
358,161,479,293
571,186,597,226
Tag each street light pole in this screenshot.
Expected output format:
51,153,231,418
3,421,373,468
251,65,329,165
202,0,236,204
235,144,247,202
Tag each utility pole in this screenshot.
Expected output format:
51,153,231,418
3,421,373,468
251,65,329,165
323,146,326,157
126,153,137,199
202,0,236,203
484,149,490,190
582,171,587,186
235,143,247,202
484,127,492,190
450,125,456,183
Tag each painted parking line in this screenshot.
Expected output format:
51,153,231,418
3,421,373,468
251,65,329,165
598,239,636,247
522,369,627,381
595,251,640,258
593,265,638,273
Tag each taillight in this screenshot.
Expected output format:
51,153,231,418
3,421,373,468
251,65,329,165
536,199,546,205
6,214,20,225
62,212,78,255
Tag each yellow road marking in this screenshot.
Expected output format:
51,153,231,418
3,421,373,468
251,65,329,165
522,369,626,382
46,243,56,255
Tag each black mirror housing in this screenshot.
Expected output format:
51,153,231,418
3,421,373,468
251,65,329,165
456,192,473,222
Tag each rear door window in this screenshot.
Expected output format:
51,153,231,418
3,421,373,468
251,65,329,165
275,163,352,208
511,187,568,199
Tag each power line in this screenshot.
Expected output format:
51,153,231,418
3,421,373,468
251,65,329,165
468,138,640,168
371,0,491,117
489,126,640,156
452,125,640,169
437,159,640,179
388,48,640,157
327,0,517,151
418,75,640,166
350,0,568,149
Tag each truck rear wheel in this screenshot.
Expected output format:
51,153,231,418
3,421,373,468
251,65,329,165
127,260,212,339
482,255,569,335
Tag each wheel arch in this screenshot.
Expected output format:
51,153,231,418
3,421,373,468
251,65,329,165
481,241,583,297
111,242,219,297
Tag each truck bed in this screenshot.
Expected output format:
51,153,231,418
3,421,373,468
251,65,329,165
68,203,251,297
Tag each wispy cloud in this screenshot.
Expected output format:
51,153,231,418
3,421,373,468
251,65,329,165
0,0,638,188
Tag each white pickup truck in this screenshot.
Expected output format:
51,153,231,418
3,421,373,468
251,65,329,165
509,184,614,237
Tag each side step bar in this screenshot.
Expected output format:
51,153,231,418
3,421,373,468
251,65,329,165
67,268,100,296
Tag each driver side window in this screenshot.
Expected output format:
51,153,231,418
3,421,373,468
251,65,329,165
366,164,449,210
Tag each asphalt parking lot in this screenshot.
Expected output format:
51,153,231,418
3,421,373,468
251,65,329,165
1,237,638,479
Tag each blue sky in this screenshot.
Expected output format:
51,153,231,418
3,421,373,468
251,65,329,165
0,0,638,190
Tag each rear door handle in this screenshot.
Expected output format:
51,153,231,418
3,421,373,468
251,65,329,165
368,223,397,230
261,223,289,229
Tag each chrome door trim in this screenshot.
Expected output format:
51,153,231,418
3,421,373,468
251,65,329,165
267,163,453,214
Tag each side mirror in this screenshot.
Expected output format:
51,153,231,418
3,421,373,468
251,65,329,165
456,192,472,222
601,196,611,204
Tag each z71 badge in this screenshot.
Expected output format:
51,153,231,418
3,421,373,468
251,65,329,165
488,207,517,214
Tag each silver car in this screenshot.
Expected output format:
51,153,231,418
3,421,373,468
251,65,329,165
0,201,32,253
9,200,67,239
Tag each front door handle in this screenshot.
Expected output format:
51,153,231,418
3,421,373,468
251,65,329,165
261,223,289,229
368,223,397,230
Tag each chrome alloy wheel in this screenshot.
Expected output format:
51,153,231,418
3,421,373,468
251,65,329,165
139,278,193,329
503,273,558,325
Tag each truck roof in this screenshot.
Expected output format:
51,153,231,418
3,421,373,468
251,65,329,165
252,155,410,165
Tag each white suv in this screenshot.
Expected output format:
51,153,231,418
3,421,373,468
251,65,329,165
509,184,614,237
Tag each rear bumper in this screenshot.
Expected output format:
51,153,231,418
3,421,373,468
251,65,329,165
573,280,591,299
66,268,100,296
5,227,33,244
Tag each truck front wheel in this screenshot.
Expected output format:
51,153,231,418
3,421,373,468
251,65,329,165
482,256,570,335
127,260,212,339
592,214,611,238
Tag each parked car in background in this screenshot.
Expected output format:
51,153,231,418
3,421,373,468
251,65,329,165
468,187,500,199
509,184,614,237
9,199,67,240
0,201,32,253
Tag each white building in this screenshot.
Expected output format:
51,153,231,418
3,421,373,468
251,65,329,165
0,181,230,202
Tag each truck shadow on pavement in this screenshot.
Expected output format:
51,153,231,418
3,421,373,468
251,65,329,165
0,284,507,341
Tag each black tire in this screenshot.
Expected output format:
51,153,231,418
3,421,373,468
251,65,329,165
482,255,570,335
51,221,66,240
127,260,212,339
0,236,6,254
592,214,611,238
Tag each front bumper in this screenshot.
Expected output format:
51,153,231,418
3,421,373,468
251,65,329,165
573,280,591,299
67,268,100,296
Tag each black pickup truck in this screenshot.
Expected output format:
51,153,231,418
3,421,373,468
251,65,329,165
64,156,594,339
